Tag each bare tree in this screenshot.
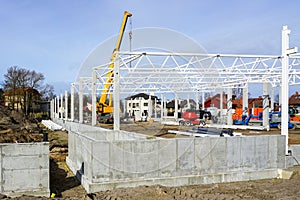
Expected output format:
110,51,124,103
28,70,45,89
3,66,19,109
40,84,55,100
3,66,53,112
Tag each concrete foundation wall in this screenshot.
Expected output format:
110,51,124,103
289,145,300,165
66,126,286,193
0,143,49,197
54,119,147,141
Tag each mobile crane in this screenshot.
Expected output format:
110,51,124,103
96,11,132,122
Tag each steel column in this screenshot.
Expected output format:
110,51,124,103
60,93,63,119
71,84,74,121
281,26,291,155
65,90,68,120
92,70,97,126
174,93,178,120
263,82,270,128
227,88,233,125
243,84,248,113
113,53,120,131
79,78,83,124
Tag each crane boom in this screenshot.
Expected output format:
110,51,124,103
97,11,132,115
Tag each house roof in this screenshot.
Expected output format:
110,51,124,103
179,99,196,107
4,87,40,96
125,93,158,100
166,100,182,108
289,91,300,105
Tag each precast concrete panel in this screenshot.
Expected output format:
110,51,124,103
255,136,269,169
194,138,214,174
0,143,49,197
65,126,289,193
268,135,279,168
68,131,76,161
91,141,110,182
158,140,176,178
110,141,125,180
3,155,48,169
123,141,138,179
135,140,159,179
240,136,256,170
289,145,300,166
3,169,48,192
277,135,286,168
210,138,227,173
2,143,48,156
176,138,195,176
81,138,93,180
226,137,242,171
0,149,2,192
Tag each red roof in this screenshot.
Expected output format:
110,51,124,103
4,87,40,96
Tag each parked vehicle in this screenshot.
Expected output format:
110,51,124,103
269,112,295,129
97,113,113,124
178,110,210,126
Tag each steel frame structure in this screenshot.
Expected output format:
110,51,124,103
56,26,300,154
92,52,300,98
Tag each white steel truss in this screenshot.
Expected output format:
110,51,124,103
92,52,300,95
70,26,299,155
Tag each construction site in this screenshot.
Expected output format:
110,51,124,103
3,10,300,200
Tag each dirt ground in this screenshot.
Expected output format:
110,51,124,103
1,107,300,199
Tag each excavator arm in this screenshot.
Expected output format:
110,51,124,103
97,11,132,114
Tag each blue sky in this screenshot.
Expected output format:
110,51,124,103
0,0,300,95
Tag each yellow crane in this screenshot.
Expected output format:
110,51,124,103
96,11,132,121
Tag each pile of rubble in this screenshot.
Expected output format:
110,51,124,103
0,105,43,143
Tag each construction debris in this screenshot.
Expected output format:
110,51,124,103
41,120,63,131
0,105,43,143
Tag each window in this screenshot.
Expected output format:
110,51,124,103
144,102,148,106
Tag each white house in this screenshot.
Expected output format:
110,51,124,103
125,93,158,121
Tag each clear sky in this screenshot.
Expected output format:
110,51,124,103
1,0,300,95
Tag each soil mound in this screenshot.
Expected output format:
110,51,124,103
0,105,43,143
